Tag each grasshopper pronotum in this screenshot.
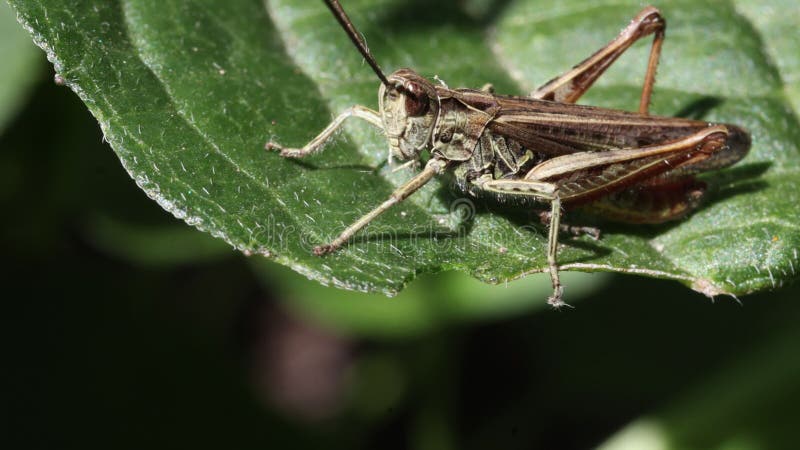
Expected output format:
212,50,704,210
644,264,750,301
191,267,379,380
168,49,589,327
267,1,751,307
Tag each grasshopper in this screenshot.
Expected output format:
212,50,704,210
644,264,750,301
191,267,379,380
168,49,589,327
267,0,751,307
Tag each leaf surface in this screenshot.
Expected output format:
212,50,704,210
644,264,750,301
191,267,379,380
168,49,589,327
10,0,800,296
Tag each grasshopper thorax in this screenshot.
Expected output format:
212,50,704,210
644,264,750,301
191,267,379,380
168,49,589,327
378,69,439,162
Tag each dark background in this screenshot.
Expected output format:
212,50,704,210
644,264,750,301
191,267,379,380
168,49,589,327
3,18,800,450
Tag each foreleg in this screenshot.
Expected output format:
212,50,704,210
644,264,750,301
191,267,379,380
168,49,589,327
266,105,382,157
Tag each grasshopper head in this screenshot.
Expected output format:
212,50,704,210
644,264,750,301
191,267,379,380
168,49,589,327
379,69,439,162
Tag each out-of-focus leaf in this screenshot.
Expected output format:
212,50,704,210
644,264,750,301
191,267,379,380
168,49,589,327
9,0,799,299
254,261,610,338
599,291,800,450
86,214,232,267
0,1,40,133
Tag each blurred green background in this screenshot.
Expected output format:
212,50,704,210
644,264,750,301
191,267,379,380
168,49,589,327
3,2,800,449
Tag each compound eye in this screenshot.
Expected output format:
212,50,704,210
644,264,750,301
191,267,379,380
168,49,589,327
404,83,429,117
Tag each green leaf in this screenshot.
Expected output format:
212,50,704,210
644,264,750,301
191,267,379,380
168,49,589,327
733,0,800,115
10,0,800,297
86,214,233,267
0,1,40,133
254,261,611,339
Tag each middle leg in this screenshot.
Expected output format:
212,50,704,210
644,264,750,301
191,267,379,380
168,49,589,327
472,177,569,307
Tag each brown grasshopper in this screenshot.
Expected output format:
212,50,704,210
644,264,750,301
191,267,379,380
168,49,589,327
266,0,751,307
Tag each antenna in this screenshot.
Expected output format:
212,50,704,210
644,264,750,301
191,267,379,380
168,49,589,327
323,0,390,86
